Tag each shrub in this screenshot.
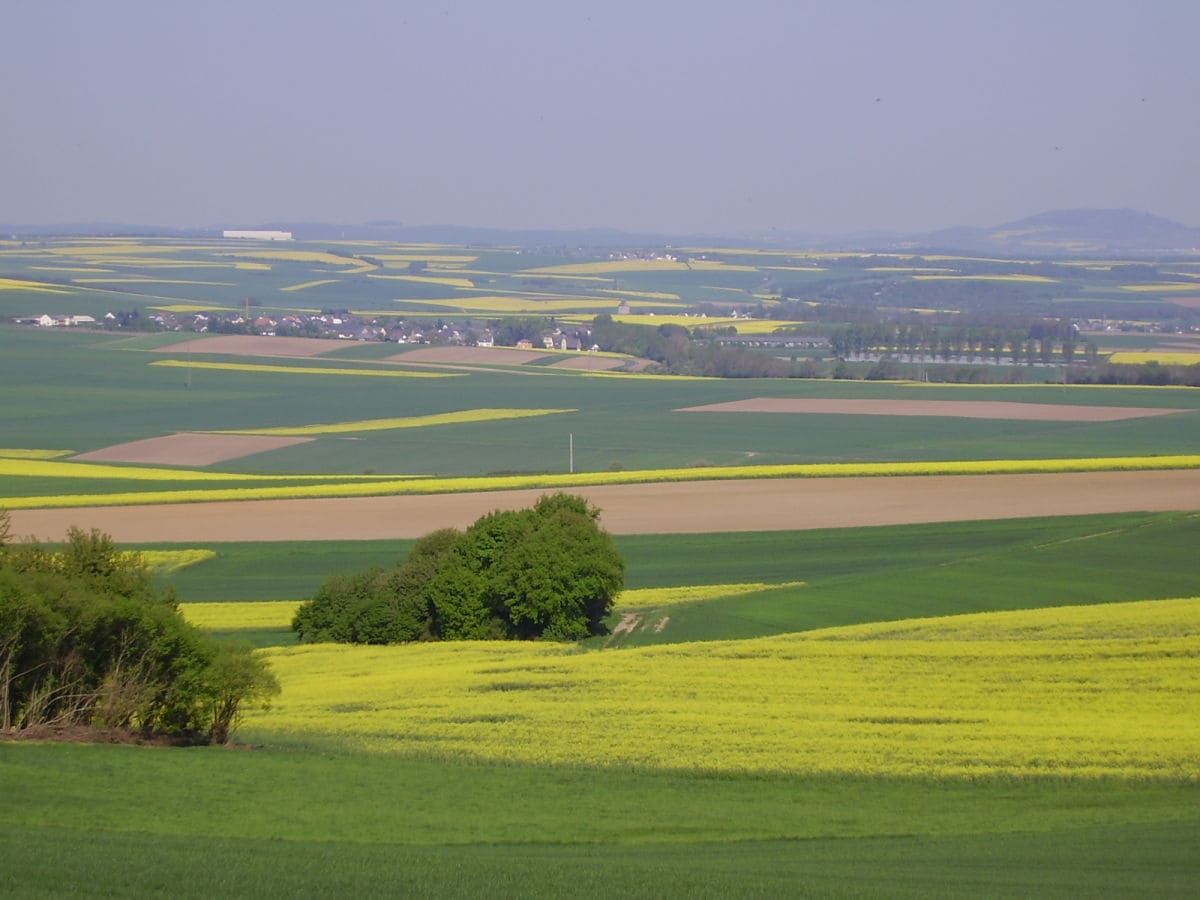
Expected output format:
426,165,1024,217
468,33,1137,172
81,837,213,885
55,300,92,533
0,522,278,743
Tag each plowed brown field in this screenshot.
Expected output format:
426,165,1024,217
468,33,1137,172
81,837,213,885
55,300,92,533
9,470,1200,543
72,433,312,466
160,335,340,357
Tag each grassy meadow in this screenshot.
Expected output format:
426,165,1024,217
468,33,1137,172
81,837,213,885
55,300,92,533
2,238,1200,896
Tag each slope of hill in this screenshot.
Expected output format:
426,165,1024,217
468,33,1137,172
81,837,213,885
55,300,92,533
909,209,1200,256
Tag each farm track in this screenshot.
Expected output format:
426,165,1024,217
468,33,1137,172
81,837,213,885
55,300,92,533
9,469,1200,542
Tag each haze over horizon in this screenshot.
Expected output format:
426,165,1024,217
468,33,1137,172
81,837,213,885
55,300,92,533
3,0,1198,236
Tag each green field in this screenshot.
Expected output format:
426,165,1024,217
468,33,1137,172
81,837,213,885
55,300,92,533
2,744,1196,898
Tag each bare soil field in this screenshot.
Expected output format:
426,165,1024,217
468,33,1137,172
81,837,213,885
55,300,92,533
10,469,1200,542
678,398,1189,421
548,356,628,371
159,335,343,357
389,346,547,365
72,433,312,466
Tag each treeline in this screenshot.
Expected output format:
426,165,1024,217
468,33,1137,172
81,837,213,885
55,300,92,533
1071,361,1200,387
826,321,1098,365
590,315,794,377
0,515,277,743
293,494,624,644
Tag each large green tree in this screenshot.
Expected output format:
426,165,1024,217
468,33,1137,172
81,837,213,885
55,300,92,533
293,494,624,644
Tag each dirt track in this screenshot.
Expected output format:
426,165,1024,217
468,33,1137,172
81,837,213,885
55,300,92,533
9,470,1200,543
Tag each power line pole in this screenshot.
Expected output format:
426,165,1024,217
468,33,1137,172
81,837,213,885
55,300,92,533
569,433,574,474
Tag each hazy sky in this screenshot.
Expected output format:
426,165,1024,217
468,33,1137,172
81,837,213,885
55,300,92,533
3,0,1198,235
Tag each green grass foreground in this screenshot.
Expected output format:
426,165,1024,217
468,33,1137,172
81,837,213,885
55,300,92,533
1,743,1197,898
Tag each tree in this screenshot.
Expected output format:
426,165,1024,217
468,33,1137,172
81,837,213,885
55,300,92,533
0,526,278,742
293,494,624,644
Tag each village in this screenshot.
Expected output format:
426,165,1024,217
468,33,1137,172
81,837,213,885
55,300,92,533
9,307,602,352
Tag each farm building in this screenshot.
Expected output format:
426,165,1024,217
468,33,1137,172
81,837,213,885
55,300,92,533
222,230,294,241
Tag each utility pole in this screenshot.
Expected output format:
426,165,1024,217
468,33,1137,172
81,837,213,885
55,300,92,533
569,433,574,474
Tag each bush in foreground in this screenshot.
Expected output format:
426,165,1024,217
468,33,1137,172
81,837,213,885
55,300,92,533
293,493,624,643
0,514,278,743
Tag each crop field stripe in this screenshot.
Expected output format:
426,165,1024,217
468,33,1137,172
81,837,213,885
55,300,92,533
279,279,338,292
0,457,417,482
208,408,576,436
149,360,459,378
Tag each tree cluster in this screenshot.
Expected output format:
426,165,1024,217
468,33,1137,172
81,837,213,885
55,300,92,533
0,516,278,744
293,494,624,644
589,315,794,378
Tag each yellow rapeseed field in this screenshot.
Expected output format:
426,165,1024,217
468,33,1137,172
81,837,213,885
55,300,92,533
71,278,235,286
133,549,217,575
1120,283,1199,292
368,254,480,265
280,279,338,292
1108,351,1200,366
222,251,367,266
149,304,238,313
913,274,1059,283
395,296,638,313
598,289,682,300
0,458,395,483
523,260,695,275
615,582,806,610
0,277,73,294
211,408,575,436
522,259,756,275
182,600,302,630
571,314,805,335
149,360,458,379
28,266,116,274
247,598,1200,778
369,274,476,288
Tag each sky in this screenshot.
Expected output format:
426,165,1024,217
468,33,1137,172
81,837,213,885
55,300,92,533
2,0,1198,236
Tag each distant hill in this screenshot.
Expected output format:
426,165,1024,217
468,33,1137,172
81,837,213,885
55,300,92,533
3,209,1197,256
900,209,1200,256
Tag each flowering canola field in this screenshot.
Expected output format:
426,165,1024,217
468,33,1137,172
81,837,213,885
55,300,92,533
248,597,1200,778
1109,351,1200,366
